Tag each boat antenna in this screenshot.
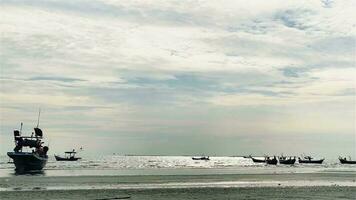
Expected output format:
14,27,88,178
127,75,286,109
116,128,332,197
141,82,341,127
20,122,23,135
36,108,41,128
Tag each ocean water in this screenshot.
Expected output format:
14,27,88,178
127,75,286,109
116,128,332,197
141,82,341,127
1,155,355,177
1,155,356,199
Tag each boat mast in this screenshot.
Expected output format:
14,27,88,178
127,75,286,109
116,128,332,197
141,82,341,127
36,108,41,128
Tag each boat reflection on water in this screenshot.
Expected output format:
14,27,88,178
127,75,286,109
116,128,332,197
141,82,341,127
13,170,46,176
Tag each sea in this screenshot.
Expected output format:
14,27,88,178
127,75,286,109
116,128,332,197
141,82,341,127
0,155,355,199
1,155,355,177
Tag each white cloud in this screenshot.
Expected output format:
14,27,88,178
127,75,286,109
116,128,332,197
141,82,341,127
0,0,355,155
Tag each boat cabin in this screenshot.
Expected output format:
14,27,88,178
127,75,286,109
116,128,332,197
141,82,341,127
64,150,77,159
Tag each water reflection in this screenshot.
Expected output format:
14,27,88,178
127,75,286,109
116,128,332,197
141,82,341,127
13,170,45,176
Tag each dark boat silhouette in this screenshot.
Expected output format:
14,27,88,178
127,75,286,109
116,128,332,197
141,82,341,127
192,156,210,161
55,150,81,161
298,156,324,164
279,156,296,165
266,156,278,165
251,157,266,163
339,157,356,164
7,112,49,172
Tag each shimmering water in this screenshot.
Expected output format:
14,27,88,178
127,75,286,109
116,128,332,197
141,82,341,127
1,155,356,200
1,155,355,177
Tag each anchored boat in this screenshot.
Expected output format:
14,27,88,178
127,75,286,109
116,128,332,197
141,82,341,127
266,156,278,165
278,156,296,165
55,149,81,161
298,156,324,164
251,157,266,163
339,157,356,164
192,156,210,161
7,113,49,172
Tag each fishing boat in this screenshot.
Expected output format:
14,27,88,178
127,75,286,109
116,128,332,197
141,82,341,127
298,156,324,164
339,157,356,164
251,157,266,163
192,156,210,161
55,149,81,161
7,111,49,172
266,156,278,165
279,156,296,165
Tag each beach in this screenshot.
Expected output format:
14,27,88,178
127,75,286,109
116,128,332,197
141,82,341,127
1,156,355,199
1,186,356,200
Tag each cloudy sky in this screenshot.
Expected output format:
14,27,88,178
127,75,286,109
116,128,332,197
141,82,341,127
0,0,355,157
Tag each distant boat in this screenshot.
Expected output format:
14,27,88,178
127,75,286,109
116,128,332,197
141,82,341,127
7,111,49,172
55,150,81,161
279,156,296,165
192,156,210,161
266,157,278,165
298,156,324,164
339,157,356,164
251,157,266,163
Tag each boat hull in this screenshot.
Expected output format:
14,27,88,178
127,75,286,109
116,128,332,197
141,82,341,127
266,159,278,165
251,157,265,163
279,158,296,165
339,159,356,164
192,157,210,161
298,158,324,164
55,155,81,161
7,152,47,172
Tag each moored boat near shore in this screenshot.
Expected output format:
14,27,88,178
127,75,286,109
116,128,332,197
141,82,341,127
7,112,49,173
266,156,278,165
251,157,266,163
279,156,296,165
192,156,210,161
298,156,324,164
339,157,356,164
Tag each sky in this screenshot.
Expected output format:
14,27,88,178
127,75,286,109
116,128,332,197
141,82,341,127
0,0,355,158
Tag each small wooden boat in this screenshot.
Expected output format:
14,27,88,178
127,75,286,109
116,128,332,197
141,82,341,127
339,157,356,164
266,157,277,165
279,157,296,165
192,156,210,161
298,156,324,164
55,150,81,161
251,157,266,163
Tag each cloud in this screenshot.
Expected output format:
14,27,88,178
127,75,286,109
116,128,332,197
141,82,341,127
0,0,355,156
275,9,316,31
28,76,85,82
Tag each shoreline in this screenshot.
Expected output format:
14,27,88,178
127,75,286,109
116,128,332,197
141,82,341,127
1,172,355,191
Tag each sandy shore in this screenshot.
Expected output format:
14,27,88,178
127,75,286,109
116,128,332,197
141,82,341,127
1,172,356,199
1,186,356,200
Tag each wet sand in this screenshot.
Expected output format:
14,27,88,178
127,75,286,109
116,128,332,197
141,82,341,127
1,186,356,200
1,172,355,199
